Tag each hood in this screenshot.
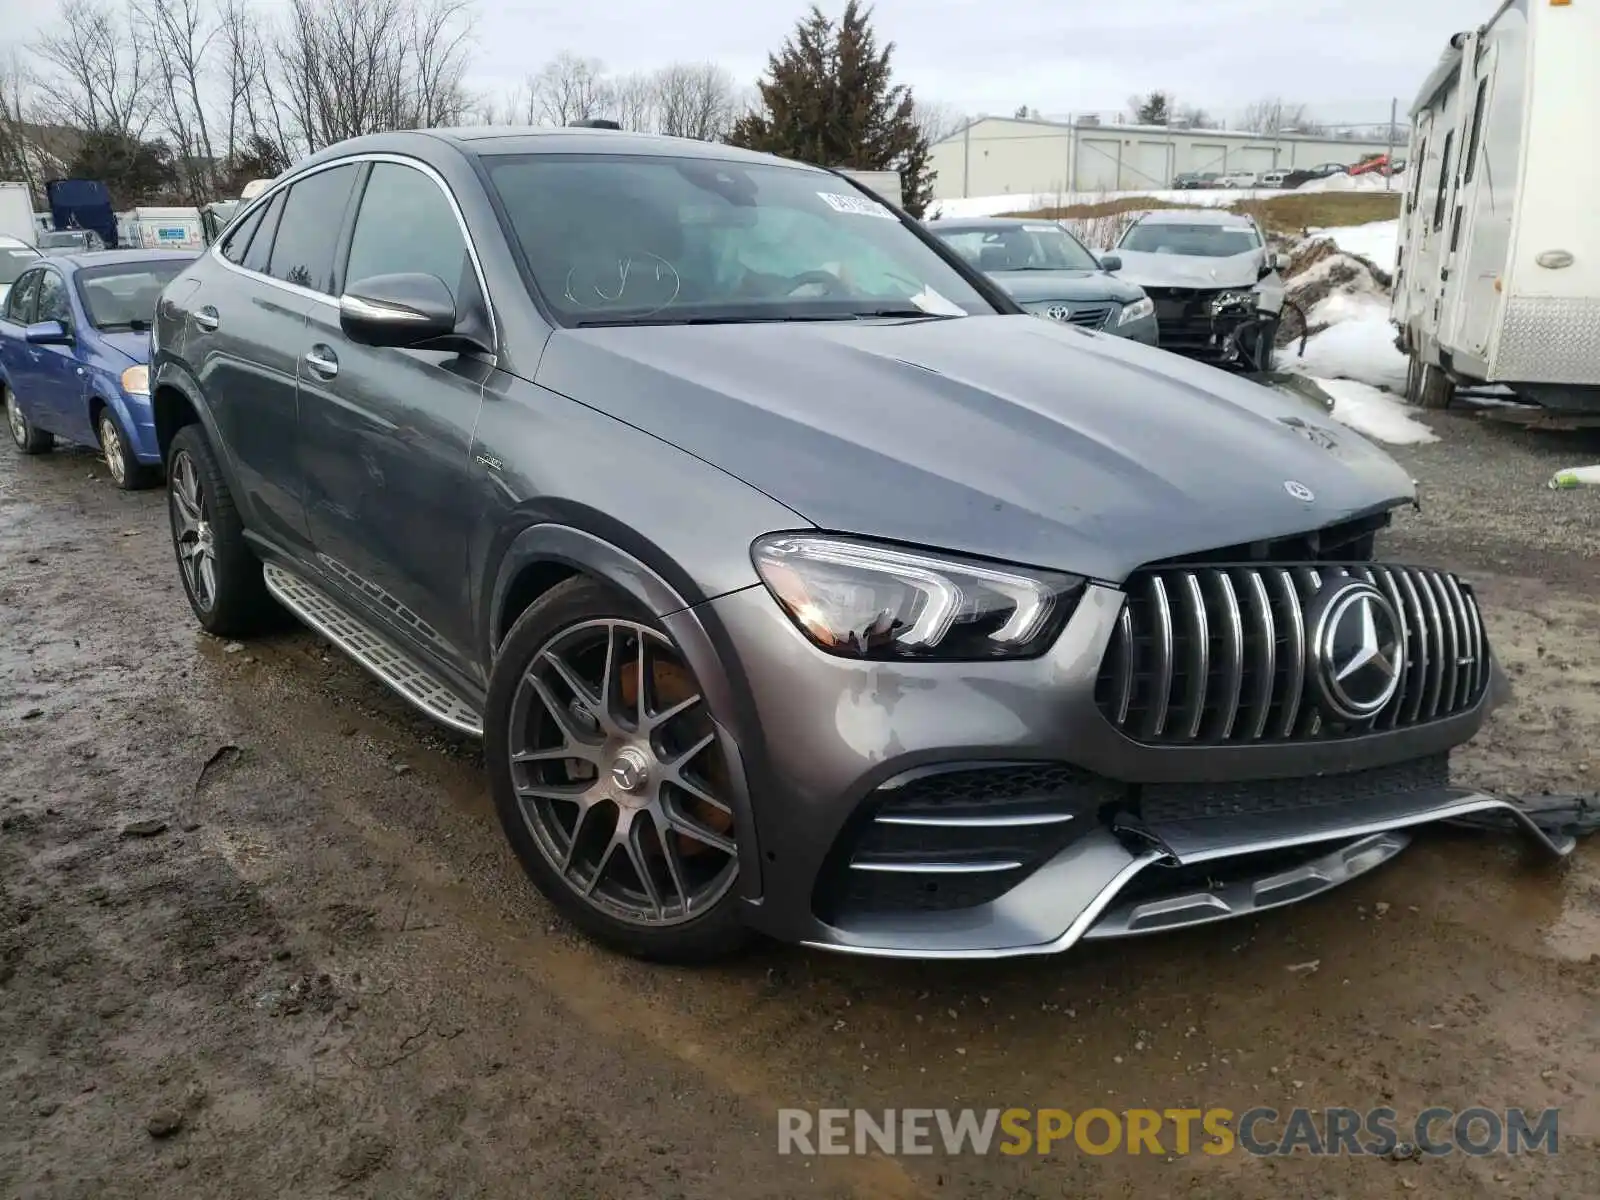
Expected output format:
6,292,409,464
97,330,150,362
533,314,1413,582
1113,249,1263,290
991,271,1146,306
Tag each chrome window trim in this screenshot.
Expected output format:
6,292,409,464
208,151,499,354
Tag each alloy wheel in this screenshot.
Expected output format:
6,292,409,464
508,618,739,926
170,449,217,611
6,392,26,448
98,415,126,484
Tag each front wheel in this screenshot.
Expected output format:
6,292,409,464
484,577,751,962
166,424,278,637
5,384,52,454
98,409,157,490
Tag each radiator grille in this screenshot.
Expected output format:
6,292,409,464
1095,564,1488,745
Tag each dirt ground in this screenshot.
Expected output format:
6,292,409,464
3,405,1598,1199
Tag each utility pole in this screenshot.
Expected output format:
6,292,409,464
1385,97,1399,191
962,121,970,198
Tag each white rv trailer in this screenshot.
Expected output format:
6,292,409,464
1392,0,1600,412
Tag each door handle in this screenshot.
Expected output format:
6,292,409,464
304,346,339,378
193,306,219,332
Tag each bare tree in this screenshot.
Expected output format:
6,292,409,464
32,0,153,139
1171,103,1218,130
1241,97,1321,136
911,98,965,146
407,0,476,129
0,52,40,196
275,0,477,153
609,71,658,133
529,52,610,126
145,0,220,203
654,62,734,141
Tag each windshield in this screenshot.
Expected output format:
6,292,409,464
1,247,40,284
933,224,1101,272
39,232,89,248
75,260,190,330
484,153,995,325
1119,223,1261,258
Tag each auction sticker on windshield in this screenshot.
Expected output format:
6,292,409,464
817,192,895,219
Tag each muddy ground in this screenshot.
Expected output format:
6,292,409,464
3,406,1598,1199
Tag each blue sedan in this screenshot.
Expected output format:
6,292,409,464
1,249,197,489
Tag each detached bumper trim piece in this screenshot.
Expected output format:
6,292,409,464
800,791,1571,960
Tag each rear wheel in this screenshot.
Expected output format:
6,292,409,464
166,424,278,637
5,383,52,454
485,577,750,962
97,409,157,490
1407,354,1454,410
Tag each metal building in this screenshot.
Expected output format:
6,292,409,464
930,116,1396,199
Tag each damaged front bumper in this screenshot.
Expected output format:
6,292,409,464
802,787,1571,960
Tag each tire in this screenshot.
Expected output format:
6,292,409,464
166,423,278,637
97,408,158,490
1406,354,1453,410
5,382,53,454
484,576,751,962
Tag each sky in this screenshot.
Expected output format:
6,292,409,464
6,0,1480,128
466,0,1479,126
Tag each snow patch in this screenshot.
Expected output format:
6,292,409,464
927,187,1280,220
1302,220,1399,270
1294,172,1397,195
1284,303,1410,395
1315,378,1438,446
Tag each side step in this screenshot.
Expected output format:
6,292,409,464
262,562,484,736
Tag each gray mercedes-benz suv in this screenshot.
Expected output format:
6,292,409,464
149,128,1561,963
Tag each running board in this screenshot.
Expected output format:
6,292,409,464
262,562,484,736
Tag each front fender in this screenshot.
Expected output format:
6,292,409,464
150,359,247,499
486,523,771,901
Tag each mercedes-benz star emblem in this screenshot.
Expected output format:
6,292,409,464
610,748,649,793
1311,582,1405,720
1283,480,1316,502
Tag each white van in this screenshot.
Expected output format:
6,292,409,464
1393,0,1600,412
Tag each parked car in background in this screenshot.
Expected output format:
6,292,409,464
1259,170,1289,188
1308,162,1350,178
1171,171,1221,190
1349,154,1391,177
1219,170,1259,188
1110,208,1286,370
144,127,1535,965
37,229,105,255
1,249,196,488
927,217,1157,343
0,235,42,308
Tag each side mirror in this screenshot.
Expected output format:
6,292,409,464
1098,253,1123,272
24,319,71,346
339,273,460,349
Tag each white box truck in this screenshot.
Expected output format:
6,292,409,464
1393,0,1600,413
837,169,904,208
118,206,205,251
1,182,36,245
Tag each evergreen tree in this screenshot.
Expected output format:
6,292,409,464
728,2,935,217
1134,91,1171,126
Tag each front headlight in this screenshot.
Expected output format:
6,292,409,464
751,535,1083,661
1117,296,1154,325
120,365,150,396
1210,289,1258,314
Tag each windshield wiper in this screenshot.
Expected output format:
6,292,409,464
97,318,150,332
